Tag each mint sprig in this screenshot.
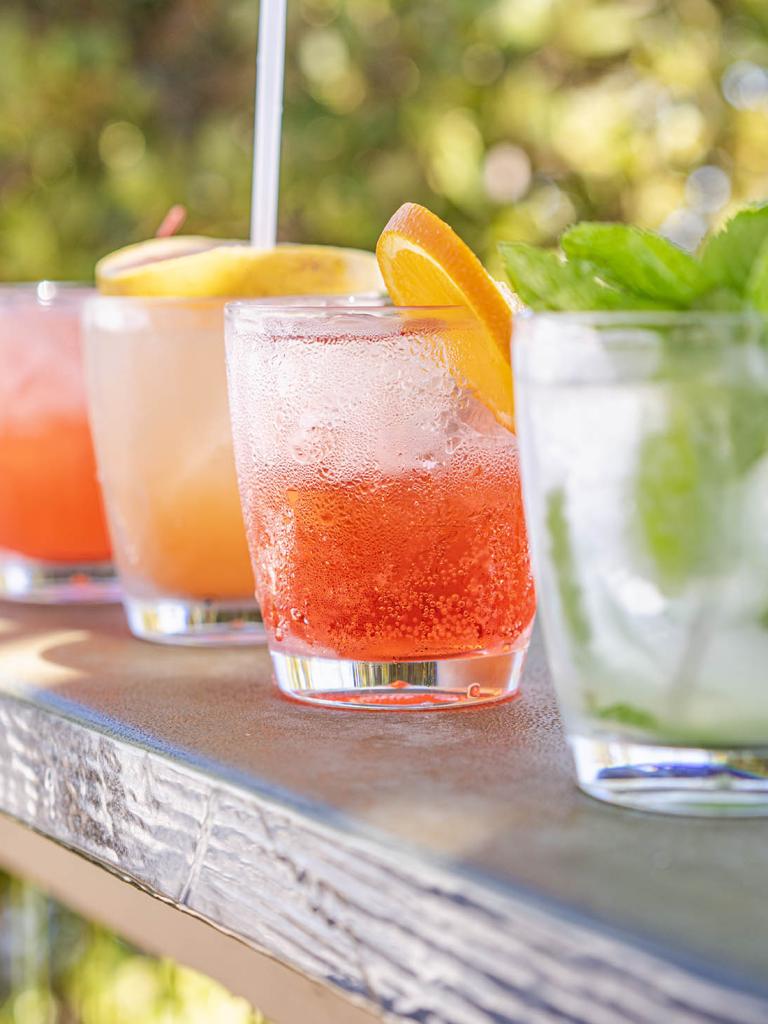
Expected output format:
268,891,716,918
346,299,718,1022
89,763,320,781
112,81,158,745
634,392,728,590
593,702,659,732
546,487,591,648
561,223,704,305
500,203,768,313
498,242,658,311
700,206,768,298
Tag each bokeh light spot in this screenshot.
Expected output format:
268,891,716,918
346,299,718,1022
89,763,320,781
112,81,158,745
685,165,731,213
462,44,504,86
427,109,483,206
486,0,554,48
98,121,146,171
661,208,707,252
299,28,349,83
656,104,707,164
723,61,768,110
483,144,532,203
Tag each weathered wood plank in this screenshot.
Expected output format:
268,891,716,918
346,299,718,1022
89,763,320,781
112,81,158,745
0,603,766,1023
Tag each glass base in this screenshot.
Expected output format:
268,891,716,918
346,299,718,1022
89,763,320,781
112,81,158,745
124,595,266,646
571,735,768,817
0,551,118,604
271,647,528,710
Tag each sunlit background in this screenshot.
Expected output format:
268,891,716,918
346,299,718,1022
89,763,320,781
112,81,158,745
2,0,768,281
0,872,266,1023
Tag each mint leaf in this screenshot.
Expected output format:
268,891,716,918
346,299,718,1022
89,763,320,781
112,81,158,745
546,488,591,647
700,205,768,295
746,235,768,312
501,204,768,313
500,242,658,312
594,702,659,731
729,382,768,472
561,223,704,305
635,396,727,591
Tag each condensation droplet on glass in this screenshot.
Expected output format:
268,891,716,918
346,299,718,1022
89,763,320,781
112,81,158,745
290,443,310,463
466,683,481,698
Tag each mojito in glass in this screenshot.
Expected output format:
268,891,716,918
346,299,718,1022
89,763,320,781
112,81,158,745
515,311,768,814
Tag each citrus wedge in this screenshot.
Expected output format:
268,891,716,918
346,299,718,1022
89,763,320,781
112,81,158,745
376,203,515,430
96,236,384,298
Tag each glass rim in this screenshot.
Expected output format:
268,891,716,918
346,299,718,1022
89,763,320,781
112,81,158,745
0,281,94,302
225,301,477,322
84,290,388,309
514,308,768,384
518,309,763,327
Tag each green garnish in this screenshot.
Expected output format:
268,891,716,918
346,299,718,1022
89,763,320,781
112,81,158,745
594,702,659,731
700,206,768,299
561,223,704,306
503,206,768,592
634,396,727,590
546,487,591,648
728,383,768,473
501,203,768,313
498,243,658,312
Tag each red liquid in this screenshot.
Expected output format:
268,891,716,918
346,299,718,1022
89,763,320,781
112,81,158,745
247,446,535,661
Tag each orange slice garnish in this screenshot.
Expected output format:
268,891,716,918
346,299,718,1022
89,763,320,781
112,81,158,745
376,202,514,430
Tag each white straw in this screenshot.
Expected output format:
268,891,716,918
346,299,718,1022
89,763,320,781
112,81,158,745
250,0,288,247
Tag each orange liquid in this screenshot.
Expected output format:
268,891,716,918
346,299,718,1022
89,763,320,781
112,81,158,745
247,448,535,661
0,301,110,563
116,464,255,599
0,416,110,562
85,299,255,600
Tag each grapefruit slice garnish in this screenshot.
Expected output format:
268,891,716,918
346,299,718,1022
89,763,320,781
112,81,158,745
96,237,384,298
376,203,515,430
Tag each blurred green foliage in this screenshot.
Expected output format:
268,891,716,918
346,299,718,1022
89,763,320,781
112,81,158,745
1,0,768,279
0,872,267,1023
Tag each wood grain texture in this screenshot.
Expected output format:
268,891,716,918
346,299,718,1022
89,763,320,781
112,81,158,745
0,603,766,1023
0,814,380,1024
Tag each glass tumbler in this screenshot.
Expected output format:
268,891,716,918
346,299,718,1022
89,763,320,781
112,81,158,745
0,283,115,603
83,294,383,645
84,297,265,645
515,311,768,815
225,304,536,709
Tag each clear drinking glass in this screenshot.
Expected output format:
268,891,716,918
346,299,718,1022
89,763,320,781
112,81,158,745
83,294,384,645
225,304,536,709
0,283,115,603
83,296,263,644
515,311,768,815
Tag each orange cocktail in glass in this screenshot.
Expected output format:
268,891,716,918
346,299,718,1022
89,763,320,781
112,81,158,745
0,283,114,602
83,235,384,645
84,297,255,640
